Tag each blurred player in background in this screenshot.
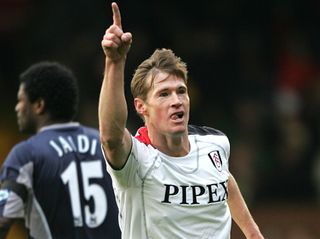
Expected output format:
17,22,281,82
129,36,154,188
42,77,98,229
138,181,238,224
98,2,264,239
0,61,121,239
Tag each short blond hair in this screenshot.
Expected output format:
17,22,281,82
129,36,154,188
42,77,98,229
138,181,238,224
131,48,188,101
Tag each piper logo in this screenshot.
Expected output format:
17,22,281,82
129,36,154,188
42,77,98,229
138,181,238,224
208,150,222,172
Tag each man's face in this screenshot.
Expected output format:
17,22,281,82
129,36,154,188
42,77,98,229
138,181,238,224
15,83,37,134
144,72,190,136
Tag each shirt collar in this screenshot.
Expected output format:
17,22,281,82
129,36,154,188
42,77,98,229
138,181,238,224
39,122,80,132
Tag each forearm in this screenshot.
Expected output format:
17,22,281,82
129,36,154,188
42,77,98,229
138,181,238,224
98,57,132,169
99,58,128,145
228,175,264,239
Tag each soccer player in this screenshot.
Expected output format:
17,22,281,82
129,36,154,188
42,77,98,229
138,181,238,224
99,2,264,239
0,61,121,239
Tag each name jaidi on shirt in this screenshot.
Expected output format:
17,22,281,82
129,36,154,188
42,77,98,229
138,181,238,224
49,134,98,157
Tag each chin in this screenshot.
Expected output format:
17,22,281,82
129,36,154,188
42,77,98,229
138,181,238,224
171,124,187,134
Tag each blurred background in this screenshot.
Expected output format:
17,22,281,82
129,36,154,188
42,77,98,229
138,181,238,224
1,0,320,238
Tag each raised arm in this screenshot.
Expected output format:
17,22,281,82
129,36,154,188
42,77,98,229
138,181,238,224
99,2,133,169
228,174,264,239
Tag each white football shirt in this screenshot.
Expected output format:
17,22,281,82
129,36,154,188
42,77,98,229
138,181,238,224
106,125,232,239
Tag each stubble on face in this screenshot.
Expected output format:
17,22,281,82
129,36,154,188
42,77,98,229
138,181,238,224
15,84,37,134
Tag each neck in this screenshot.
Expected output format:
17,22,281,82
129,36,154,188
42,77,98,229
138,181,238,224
36,117,67,133
148,128,190,157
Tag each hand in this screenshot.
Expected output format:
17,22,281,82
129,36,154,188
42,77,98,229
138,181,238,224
101,2,132,61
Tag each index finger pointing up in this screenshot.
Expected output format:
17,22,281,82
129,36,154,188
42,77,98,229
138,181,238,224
112,2,122,29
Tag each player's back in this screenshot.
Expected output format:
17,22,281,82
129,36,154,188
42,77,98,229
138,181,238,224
1,122,121,239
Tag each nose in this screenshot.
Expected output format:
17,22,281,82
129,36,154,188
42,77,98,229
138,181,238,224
171,93,182,107
15,102,19,113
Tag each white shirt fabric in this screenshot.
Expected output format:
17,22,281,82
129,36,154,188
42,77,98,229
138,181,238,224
106,127,232,239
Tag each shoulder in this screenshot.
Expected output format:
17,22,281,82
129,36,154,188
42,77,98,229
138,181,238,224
188,124,226,136
10,140,32,155
188,124,230,158
131,136,158,163
2,140,33,169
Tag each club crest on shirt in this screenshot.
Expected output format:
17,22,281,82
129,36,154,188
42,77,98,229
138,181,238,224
208,150,222,172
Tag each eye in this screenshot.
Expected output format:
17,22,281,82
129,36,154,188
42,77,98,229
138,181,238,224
159,91,169,97
178,87,187,94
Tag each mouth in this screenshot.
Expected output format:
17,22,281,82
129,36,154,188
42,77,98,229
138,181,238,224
170,111,184,121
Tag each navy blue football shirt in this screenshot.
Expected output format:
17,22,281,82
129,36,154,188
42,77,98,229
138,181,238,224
0,122,121,239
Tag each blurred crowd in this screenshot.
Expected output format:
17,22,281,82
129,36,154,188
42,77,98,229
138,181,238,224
1,0,320,207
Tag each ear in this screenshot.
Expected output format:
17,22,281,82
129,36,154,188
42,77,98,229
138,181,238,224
134,98,148,116
32,98,46,115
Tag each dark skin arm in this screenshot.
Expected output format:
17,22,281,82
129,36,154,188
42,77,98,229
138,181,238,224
0,217,13,239
0,181,27,239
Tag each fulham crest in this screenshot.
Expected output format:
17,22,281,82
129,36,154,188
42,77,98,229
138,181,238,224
208,150,222,172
